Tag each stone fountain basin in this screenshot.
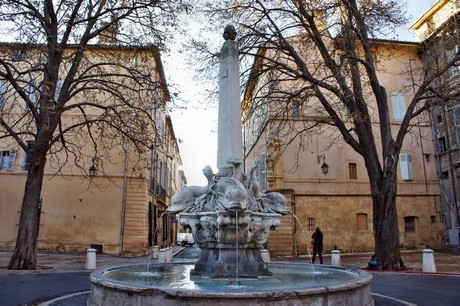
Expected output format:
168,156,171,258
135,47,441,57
88,262,374,306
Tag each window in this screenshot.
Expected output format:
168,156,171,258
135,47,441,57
453,106,460,145
336,51,345,65
404,216,417,233
291,98,301,117
0,150,16,170
20,141,32,171
399,154,414,181
307,218,315,231
356,213,368,230
436,114,442,124
440,171,449,179
155,108,165,141
424,153,431,163
348,162,357,180
447,45,460,78
0,82,6,109
26,81,38,109
55,81,63,101
391,92,406,121
438,137,447,152
11,50,26,62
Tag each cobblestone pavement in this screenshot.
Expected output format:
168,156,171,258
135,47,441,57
1,247,459,275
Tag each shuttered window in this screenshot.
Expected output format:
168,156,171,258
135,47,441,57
348,162,357,180
0,151,16,170
0,82,6,109
399,154,414,181
391,92,406,121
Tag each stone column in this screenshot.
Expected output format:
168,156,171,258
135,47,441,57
217,25,243,172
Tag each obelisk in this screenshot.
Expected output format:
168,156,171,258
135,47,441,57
217,25,243,173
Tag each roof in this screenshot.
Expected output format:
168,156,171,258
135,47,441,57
0,41,170,102
409,0,449,30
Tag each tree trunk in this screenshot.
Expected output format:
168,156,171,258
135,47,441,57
8,148,47,270
371,172,405,270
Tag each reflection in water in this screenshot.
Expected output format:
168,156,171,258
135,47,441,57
105,263,358,292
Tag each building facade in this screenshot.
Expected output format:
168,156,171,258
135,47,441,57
410,0,460,247
0,42,185,256
243,38,444,256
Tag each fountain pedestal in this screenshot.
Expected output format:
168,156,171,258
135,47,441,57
180,210,281,278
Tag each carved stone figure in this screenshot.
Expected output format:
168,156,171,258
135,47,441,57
223,24,236,41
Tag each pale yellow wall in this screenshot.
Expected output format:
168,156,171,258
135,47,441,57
0,44,177,255
244,40,444,255
411,0,460,41
0,172,125,252
289,194,443,254
0,174,25,245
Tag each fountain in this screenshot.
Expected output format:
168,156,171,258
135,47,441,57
88,25,374,306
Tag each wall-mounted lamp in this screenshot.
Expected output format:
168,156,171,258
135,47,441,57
89,164,96,177
317,154,329,176
320,161,329,175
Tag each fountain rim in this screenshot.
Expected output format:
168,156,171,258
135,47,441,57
90,261,373,299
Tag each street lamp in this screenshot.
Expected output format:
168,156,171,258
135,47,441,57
321,161,329,175
89,164,96,177
317,154,329,176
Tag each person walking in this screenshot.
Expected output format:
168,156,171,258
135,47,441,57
311,227,323,264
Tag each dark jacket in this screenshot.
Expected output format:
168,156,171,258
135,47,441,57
311,230,323,252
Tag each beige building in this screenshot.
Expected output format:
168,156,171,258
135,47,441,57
243,38,444,257
410,0,460,246
0,42,185,255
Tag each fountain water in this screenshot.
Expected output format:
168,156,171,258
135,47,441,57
291,213,314,264
88,24,373,306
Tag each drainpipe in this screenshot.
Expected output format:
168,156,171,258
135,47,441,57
119,48,137,255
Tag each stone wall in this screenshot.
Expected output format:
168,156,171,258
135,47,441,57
269,193,444,255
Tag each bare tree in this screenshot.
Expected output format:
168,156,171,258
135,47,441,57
0,0,189,270
193,0,460,270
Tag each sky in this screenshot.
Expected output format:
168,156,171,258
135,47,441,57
166,0,437,186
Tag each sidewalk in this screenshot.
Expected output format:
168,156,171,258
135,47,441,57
0,246,186,275
1,247,459,275
273,248,460,275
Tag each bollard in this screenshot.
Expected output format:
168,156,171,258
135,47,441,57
422,249,436,272
151,245,159,259
158,249,167,263
261,249,270,262
85,248,97,270
331,250,341,266
167,247,173,262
